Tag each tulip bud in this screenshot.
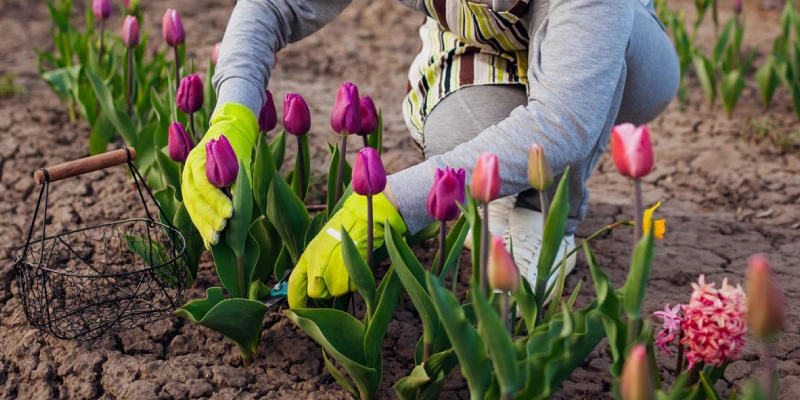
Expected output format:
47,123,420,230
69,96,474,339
352,147,387,196
258,90,277,134
620,345,655,400
205,135,239,188
488,236,519,292
527,143,554,192
733,0,742,15
168,122,192,163
212,42,221,66
121,16,140,48
176,74,204,114
356,96,378,137
471,152,501,203
611,123,654,179
746,254,785,340
331,82,361,135
92,0,111,20
283,93,311,136
426,167,466,222
162,9,185,47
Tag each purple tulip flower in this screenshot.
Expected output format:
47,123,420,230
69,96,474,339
283,93,311,136
331,82,361,135
205,135,239,188
162,9,185,47
121,16,140,48
168,122,192,163
426,167,466,222
259,90,277,134
357,96,378,137
176,74,204,114
92,0,111,20
352,147,386,196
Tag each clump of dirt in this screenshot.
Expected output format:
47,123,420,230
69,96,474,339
1,0,798,399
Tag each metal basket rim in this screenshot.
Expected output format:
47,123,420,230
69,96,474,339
13,217,187,279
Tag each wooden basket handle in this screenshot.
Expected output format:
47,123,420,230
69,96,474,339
34,148,137,185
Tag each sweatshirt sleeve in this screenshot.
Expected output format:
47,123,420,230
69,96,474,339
212,0,354,117
386,0,636,234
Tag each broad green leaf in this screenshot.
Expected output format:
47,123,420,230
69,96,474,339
426,276,492,399
326,143,353,218
274,246,292,282
150,86,172,148
720,70,745,118
368,109,384,154
340,228,377,318
699,372,722,400
364,267,401,367
584,244,626,377
323,349,358,398
304,212,327,248
434,216,468,284
41,65,81,102
252,134,276,217
692,52,717,108
205,59,217,117
266,175,311,264
756,60,778,109
712,19,733,64
249,217,280,284
472,285,523,396
624,227,655,320
174,203,204,282
155,148,182,201
385,225,441,355
153,186,178,224
535,167,570,311
89,113,115,155
284,308,379,399
175,288,268,360
248,279,272,301
512,277,538,332
544,256,568,323
566,279,583,311
126,234,178,287
86,69,137,145
227,160,253,256
270,130,286,172
292,134,311,201
211,236,260,299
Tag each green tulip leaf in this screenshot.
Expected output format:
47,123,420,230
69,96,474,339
472,285,524,395
720,70,745,118
692,52,717,108
86,69,137,145
284,308,378,399
292,134,311,201
756,59,778,109
266,174,311,264
584,244,626,377
274,245,292,282
153,186,178,225
305,212,327,248
270,130,286,172
535,167,570,311
364,267,401,367
368,109,384,154
205,59,217,117
326,143,353,218
544,257,568,323
252,134,277,218
513,277,538,332
125,235,171,287
174,203,204,282
624,226,655,320
226,160,253,257
155,148,182,201
323,349,358,398
248,279,272,301
175,288,268,360
340,228,377,318
434,215,468,284
211,235,260,299
249,217,280,284
149,87,172,148
88,113,114,155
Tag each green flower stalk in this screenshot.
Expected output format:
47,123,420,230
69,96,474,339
162,9,185,90
470,152,500,294
331,82,361,202
351,147,387,270
92,0,111,64
283,93,312,201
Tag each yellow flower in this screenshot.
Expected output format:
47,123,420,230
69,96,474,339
643,201,666,240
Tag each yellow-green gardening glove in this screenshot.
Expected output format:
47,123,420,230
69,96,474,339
288,193,407,309
182,103,259,248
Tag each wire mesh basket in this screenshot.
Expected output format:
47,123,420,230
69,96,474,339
13,148,187,340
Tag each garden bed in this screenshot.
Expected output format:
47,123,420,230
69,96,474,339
1,0,799,398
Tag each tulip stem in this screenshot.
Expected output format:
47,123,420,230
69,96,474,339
98,20,106,65
297,135,307,202
173,46,181,92
423,342,432,362
633,179,644,244
367,195,374,270
126,46,133,117
675,328,685,378
539,191,549,232
362,135,369,149
480,203,489,295
335,134,347,202
190,113,197,141
548,221,626,276
502,292,511,335
435,221,446,276
762,342,775,399
242,354,252,368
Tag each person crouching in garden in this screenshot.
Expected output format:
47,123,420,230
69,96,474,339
181,0,680,307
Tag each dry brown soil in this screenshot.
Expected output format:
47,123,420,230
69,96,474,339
1,0,798,398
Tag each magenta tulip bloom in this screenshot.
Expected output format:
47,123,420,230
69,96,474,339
283,93,311,136
92,0,111,20
168,122,192,163
352,147,386,196
205,135,239,188
162,9,185,47
427,167,466,222
121,16,140,48
357,96,378,137
470,152,501,203
611,123,654,179
259,90,277,134
331,82,361,134
212,42,221,66
176,74,204,114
